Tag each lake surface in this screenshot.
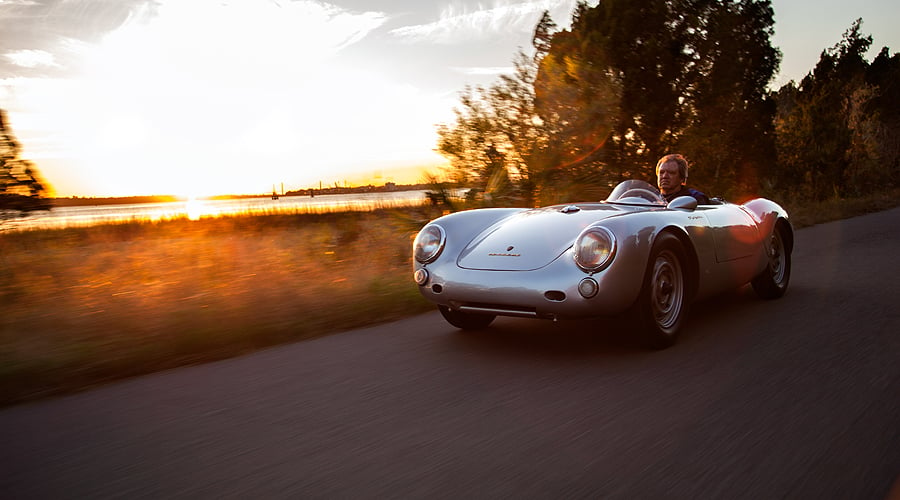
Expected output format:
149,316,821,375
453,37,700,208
6,190,431,230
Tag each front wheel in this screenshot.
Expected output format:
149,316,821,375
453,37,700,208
634,233,690,349
751,225,791,299
438,305,496,330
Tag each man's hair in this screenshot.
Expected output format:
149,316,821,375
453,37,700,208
656,154,689,181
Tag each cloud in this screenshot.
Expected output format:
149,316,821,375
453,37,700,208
83,0,386,76
454,65,516,75
0,0,40,6
4,49,59,68
1,0,453,195
0,0,387,77
389,0,569,44
0,0,155,77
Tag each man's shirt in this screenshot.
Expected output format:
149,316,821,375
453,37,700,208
662,186,710,204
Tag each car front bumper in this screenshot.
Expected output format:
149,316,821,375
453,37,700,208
415,248,646,320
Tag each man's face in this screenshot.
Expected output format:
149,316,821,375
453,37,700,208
657,161,684,194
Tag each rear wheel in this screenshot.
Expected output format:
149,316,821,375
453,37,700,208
634,233,689,349
751,225,791,299
438,305,496,330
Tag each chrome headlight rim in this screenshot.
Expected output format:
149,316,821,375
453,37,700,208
574,226,617,272
414,224,446,264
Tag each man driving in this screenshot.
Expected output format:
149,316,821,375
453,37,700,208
656,153,709,204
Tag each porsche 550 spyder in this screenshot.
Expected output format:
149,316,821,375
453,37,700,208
412,179,793,348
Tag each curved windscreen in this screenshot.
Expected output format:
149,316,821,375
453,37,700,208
606,180,667,206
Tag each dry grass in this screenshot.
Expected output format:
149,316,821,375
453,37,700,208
778,188,900,229
0,209,437,405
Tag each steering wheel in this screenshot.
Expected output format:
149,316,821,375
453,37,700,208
618,188,660,202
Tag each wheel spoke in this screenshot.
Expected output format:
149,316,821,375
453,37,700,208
769,232,785,284
651,251,682,329
751,226,791,300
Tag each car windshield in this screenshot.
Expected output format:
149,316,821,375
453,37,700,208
605,180,667,206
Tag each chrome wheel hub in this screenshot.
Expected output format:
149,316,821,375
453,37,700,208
769,232,786,285
651,250,683,332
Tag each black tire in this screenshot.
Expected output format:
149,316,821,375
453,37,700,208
751,225,791,299
634,233,690,349
438,305,496,330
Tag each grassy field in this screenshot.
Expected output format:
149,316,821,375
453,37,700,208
0,207,439,405
2,190,900,406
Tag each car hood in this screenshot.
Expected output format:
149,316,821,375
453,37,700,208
457,203,630,271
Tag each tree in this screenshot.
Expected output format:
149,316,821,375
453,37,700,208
677,0,781,199
539,0,780,199
848,46,900,193
436,7,623,207
798,19,870,198
1,109,51,216
532,4,622,198
436,17,556,207
551,0,692,180
773,19,899,199
437,1,781,204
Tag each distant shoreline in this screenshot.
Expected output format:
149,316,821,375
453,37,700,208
50,195,182,207
50,184,433,207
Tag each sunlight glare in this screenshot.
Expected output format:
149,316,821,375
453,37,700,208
6,0,453,197
185,196,204,221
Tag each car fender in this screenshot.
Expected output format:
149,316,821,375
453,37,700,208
742,198,794,256
589,210,701,307
415,208,527,269
742,198,788,231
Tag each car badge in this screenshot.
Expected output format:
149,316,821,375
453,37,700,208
489,245,520,257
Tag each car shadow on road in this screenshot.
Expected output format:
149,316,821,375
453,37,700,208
437,284,778,360
440,314,652,359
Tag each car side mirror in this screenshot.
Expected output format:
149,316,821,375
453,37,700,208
667,196,698,211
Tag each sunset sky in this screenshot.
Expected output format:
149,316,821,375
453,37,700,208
2,0,898,197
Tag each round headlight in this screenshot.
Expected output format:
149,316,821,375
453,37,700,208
574,226,616,272
414,224,446,263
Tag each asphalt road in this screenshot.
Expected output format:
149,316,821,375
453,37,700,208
2,208,899,499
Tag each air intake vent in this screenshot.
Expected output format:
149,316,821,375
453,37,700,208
544,290,566,302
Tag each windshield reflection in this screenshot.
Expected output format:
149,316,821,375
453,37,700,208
606,180,666,206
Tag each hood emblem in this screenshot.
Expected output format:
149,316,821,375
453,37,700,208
489,245,520,257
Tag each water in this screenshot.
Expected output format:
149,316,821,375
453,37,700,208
5,190,431,230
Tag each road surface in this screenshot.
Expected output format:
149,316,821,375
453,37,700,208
2,208,899,499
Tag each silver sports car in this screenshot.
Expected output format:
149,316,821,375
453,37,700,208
412,179,793,348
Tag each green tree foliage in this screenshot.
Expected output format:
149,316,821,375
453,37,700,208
859,48,900,190
677,0,781,197
436,9,621,208
437,0,781,206
552,1,692,181
774,19,900,200
1,109,51,216
540,0,780,199
435,49,545,207
532,5,622,201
